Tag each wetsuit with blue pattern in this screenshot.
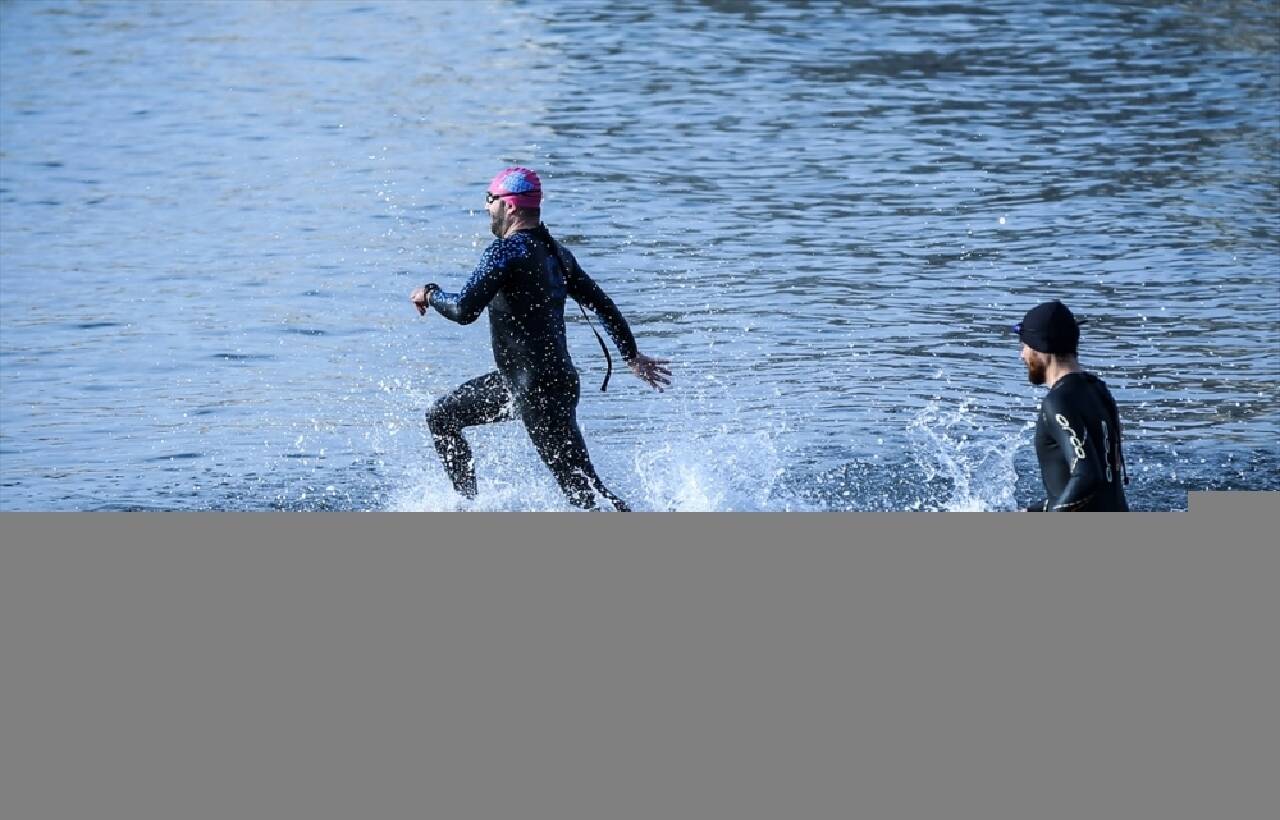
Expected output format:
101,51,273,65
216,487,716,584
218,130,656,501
425,226,637,509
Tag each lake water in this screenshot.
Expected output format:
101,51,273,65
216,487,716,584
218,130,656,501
1,0,1277,510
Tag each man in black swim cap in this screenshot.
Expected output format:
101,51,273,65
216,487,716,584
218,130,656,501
1014,300,1129,511
409,167,671,510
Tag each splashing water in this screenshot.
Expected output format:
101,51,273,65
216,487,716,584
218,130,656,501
384,423,583,511
905,401,1029,511
632,425,804,511
384,397,804,511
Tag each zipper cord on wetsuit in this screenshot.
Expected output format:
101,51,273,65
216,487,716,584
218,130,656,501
579,304,613,392
534,223,613,392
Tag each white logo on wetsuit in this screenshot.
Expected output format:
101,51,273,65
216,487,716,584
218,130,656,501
1102,419,1113,482
1055,413,1087,468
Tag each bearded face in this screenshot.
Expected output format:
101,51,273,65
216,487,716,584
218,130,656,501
489,200,507,238
1021,345,1048,385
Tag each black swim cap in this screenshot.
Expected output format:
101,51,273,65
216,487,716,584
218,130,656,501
1013,300,1086,355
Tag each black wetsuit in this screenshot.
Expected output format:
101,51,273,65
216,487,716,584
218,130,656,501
424,225,637,509
1029,372,1129,511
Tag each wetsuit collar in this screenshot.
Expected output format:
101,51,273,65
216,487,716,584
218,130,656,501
502,221,540,239
1047,366,1085,392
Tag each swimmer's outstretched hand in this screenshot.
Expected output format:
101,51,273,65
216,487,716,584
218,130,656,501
628,353,672,392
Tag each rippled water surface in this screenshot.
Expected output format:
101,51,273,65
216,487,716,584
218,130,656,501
2,0,1277,510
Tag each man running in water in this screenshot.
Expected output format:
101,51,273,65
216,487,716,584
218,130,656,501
409,167,671,510
1015,300,1129,511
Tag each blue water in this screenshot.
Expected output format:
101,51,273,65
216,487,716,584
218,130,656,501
1,0,1277,510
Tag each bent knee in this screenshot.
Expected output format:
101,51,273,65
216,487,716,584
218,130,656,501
425,403,457,435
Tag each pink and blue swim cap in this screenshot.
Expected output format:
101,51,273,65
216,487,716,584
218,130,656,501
487,167,542,209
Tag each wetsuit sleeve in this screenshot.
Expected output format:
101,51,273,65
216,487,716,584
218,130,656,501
1041,393,1107,511
563,252,640,362
428,243,512,325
